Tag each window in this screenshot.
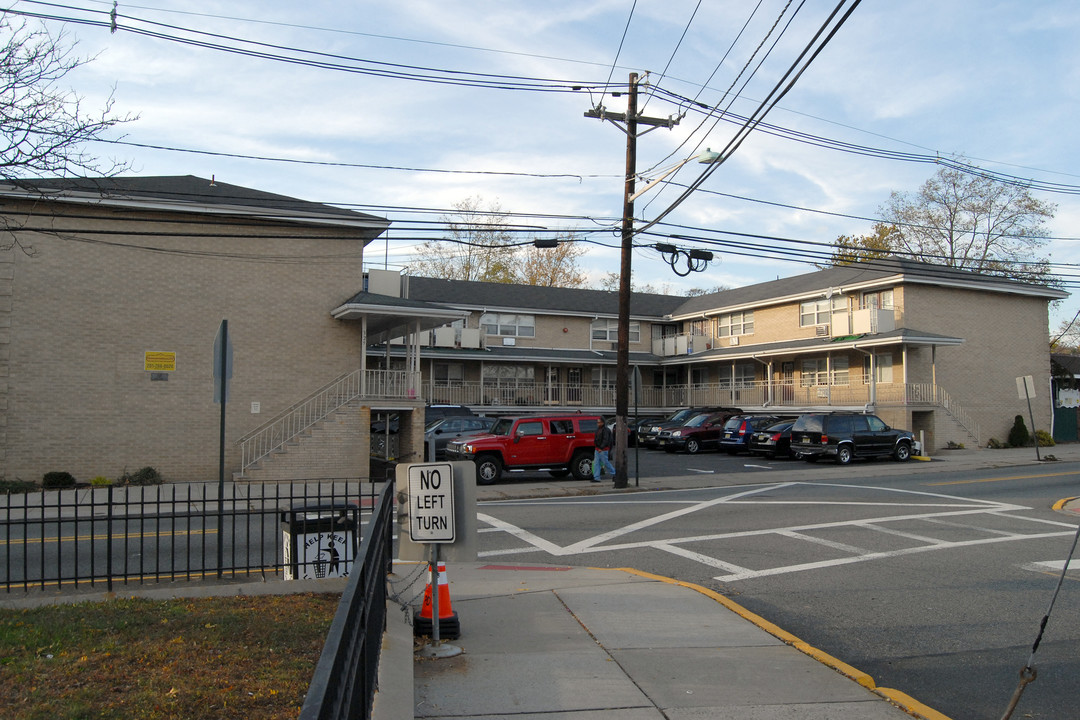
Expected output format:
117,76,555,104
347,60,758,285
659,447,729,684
483,365,534,381
691,367,710,385
480,313,534,337
861,289,894,310
516,421,543,436
800,297,846,326
734,363,756,387
717,310,754,337
801,357,848,386
591,319,640,343
591,366,617,388
549,419,573,434
863,353,894,383
433,362,464,386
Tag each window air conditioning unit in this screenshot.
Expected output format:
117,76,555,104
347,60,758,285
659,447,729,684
729,336,739,345
815,324,829,337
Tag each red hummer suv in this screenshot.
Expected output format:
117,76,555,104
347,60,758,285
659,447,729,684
444,414,603,484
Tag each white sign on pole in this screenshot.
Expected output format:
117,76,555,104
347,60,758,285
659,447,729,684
408,463,456,543
1016,375,1036,400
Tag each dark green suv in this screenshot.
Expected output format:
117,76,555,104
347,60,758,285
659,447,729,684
790,412,917,464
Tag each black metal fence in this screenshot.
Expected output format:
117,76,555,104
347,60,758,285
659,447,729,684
300,481,394,720
0,480,380,592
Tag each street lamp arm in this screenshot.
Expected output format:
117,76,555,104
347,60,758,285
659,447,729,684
627,148,721,203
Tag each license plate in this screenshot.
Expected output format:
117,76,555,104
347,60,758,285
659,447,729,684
801,437,810,443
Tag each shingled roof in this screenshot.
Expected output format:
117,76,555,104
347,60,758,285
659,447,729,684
0,175,389,232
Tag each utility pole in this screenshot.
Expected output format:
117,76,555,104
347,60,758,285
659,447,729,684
585,72,678,488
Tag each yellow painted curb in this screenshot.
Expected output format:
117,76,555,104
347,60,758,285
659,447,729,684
1052,496,1077,511
617,567,955,720
912,455,932,462
876,687,955,720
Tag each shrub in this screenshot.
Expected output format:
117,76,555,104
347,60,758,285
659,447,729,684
121,466,163,486
41,471,76,489
987,438,1005,449
90,475,113,487
1007,415,1031,447
1034,430,1055,447
945,441,965,450
0,478,38,494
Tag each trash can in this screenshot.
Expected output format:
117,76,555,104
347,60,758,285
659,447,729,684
281,503,360,581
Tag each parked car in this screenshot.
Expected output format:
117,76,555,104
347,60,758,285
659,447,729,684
656,410,743,454
717,414,789,455
639,407,742,449
424,415,498,461
424,404,475,423
748,420,796,459
444,414,603,484
789,412,917,464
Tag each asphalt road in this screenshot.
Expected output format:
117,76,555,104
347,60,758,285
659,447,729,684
475,458,1080,720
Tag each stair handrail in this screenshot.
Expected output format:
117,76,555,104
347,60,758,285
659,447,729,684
238,370,363,471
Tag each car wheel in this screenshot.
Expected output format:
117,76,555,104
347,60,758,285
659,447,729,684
570,452,593,480
685,438,700,454
835,445,853,465
893,442,912,462
475,455,502,485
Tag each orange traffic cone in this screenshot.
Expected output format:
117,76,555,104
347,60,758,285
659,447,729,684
414,562,460,639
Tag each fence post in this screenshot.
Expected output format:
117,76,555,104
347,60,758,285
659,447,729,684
106,485,114,593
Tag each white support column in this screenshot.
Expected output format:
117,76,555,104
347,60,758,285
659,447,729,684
360,315,368,397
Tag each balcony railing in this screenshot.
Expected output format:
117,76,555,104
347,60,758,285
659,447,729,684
239,369,420,472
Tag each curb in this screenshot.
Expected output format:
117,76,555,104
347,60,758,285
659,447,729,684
618,567,953,720
1052,496,1077,511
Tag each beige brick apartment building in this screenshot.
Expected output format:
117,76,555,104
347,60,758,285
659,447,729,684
0,176,1067,484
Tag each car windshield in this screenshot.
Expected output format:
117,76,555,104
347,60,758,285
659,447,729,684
489,418,514,436
425,419,444,431
765,421,793,432
723,417,744,430
683,414,712,427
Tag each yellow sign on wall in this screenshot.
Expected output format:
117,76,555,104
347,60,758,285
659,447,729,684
145,351,176,372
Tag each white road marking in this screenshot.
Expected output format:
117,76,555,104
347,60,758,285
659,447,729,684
476,482,1080,581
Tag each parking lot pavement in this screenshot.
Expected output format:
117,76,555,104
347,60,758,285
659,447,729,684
470,444,1080,501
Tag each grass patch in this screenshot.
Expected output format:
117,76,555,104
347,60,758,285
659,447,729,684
0,593,340,720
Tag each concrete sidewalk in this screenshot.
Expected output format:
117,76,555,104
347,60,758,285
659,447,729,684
377,445,1080,720
399,562,939,719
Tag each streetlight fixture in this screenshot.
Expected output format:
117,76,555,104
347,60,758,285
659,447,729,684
628,148,722,203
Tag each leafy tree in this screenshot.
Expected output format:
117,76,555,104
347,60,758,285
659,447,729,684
879,163,1055,282
411,198,589,288
826,223,900,266
514,235,588,288
0,18,134,179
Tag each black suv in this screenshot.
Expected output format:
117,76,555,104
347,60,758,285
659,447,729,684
789,412,917,464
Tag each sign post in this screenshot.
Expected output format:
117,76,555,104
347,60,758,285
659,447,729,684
1016,375,1040,461
407,463,460,656
213,320,233,577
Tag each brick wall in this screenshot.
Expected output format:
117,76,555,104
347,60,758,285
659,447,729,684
3,200,369,484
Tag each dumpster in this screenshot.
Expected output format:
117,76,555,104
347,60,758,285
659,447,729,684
281,503,360,580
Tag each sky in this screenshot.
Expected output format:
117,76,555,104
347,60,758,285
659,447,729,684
10,0,1080,328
